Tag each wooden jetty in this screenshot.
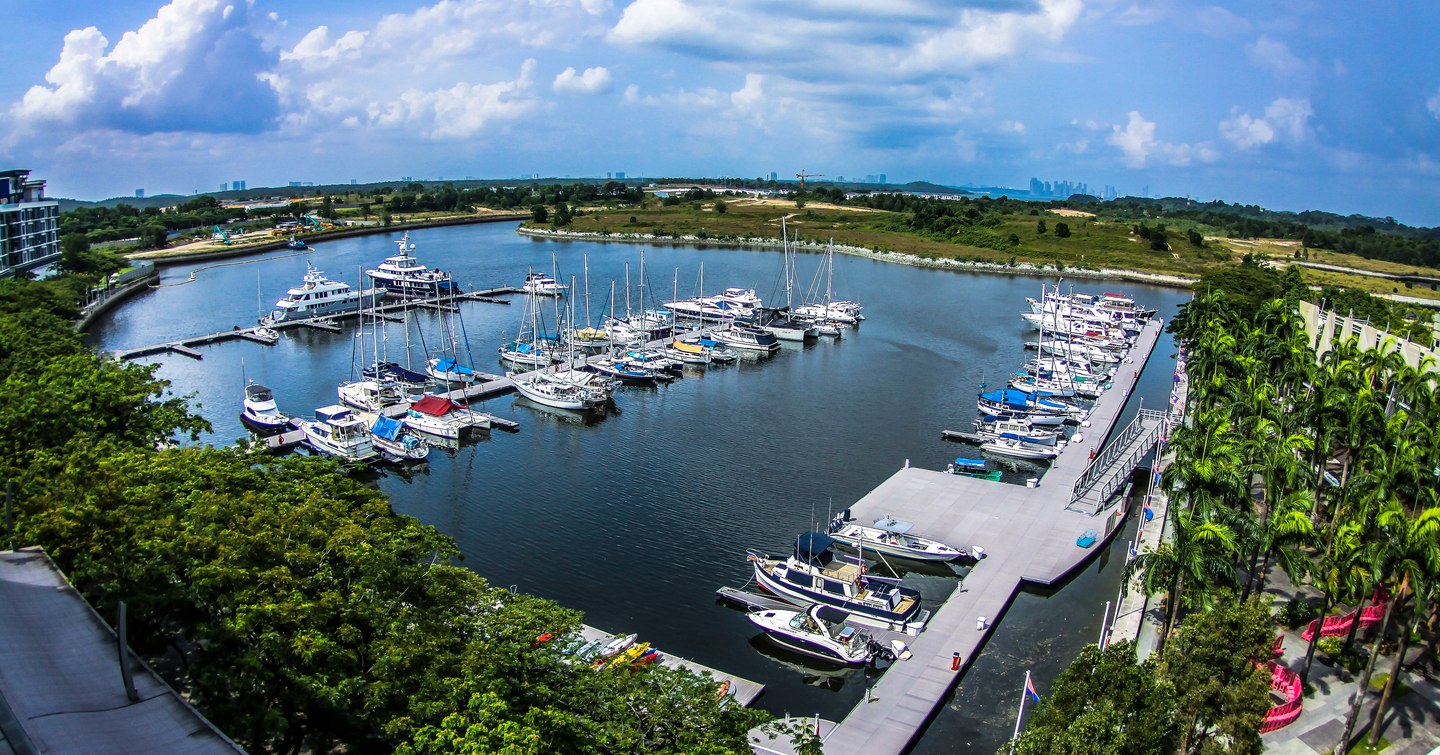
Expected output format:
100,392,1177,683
813,319,1173,755
573,624,765,707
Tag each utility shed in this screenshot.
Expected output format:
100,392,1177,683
0,547,245,754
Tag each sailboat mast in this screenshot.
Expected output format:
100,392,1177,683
583,254,592,328
624,262,632,319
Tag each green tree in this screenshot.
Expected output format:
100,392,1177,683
714,200,728,214
1186,229,1205,247
1053,222,1070,238
1036,219,1047,235
141,224,168,249
1160,594,1274,755
1011,641,1176,755
530,205,549,224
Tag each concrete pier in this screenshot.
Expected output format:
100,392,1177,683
817,318,1173,755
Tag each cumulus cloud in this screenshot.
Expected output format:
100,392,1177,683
1428,89,1440,120
553,66,613,94
1246,35,1314,80
10,0,279,137
1219,97,1312,149
1107,111,1218,167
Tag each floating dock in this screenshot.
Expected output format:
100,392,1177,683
813,319,1172,755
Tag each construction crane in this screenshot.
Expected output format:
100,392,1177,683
795,170,824,192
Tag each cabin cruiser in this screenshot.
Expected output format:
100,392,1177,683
301,405,379,462
713,323,780,353
268,262,382,322
980,436,1062,461
749,532,929,635
522,272,568,296
366,232,459,298
973,418,1065,446
826,514,965,562
681,336,738,363
663,288,763,322
747,605,888,665
240,382,289,433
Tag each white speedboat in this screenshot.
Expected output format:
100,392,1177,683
747,605,882,666
301,405,379,462
522,272,568,296
663,288,763,322
980,437,1062,461
240,382,289,433
714,324,780,353
974,418,1064,446
269,262,383,322
369,415,429,462
366,232,459,298
749,532,929,635
826,515,966,562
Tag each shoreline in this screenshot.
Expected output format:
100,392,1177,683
126,213,528,266
516,227,1199,290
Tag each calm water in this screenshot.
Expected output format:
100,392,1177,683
86,222,1186,753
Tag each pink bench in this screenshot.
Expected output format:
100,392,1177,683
1259,661,1304,733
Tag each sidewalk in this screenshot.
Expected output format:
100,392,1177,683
1261,569,1440,754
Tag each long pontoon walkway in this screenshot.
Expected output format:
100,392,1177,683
819,318,1171,755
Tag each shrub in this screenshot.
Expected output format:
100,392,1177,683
1275,599,1317,629
1317,636,1343,659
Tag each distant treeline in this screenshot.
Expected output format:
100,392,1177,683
1089,197,1440,267
61,195,246,242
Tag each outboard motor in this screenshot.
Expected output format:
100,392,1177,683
841,508,852,522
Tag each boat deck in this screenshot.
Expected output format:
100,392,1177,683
819,319,1168,755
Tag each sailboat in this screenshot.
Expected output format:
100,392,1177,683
795,239,863,328
511,274,616,410
339,266,410,411
253,271,280,342
563,255,610,351
428,285,483,382
499,273,558,367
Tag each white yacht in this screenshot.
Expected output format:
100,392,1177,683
365,232,459,298
510,370,612,410
749,533,929,635
663,288,762,322
404,395,490,437
301,405,379,462
268,263,382,323
338,379,407,413
826,515,966,562
369,415,429,462
240,382,289,433
747,605,883,666
713,323,780,353
522,272,568,296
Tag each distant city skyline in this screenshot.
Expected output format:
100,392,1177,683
2,1,1438,226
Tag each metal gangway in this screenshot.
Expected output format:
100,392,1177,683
1068,408,1170,514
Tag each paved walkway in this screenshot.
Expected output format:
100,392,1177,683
1261,570,1440,755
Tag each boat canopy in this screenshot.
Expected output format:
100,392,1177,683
433,358,474,375
980,388,1035,406
953,457,987,468
245,383,273,401
811,605,851,625
872,516,914,534
371,415,403,440
411,395,462,417
794,532,837,565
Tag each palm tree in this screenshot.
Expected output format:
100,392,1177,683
1299,521,1371,686
1336,505,1440,752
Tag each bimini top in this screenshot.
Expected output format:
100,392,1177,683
371,415,403,441
953,457,987,469
811,604,851,626
871,516,914,535
794,532,837,566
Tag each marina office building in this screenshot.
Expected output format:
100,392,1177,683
0,168,60,278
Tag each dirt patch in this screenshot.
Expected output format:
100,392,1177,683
1049,208,1096,218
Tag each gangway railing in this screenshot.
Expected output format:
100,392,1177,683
1069,409,1169,514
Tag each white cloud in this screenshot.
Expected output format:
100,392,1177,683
999,120,1026,134
9,0,279,138
1245,35,1313,80
1219,97,1312,149
553,66,613,94
368,59,539,140
1107,111,1217,167
1428,89,1440,121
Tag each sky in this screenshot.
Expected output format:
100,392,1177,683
3,0,1438,226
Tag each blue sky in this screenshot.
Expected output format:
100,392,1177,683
3,0,1438,225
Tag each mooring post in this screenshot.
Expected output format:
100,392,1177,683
117,601,139,702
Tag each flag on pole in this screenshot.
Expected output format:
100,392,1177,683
1025,675,1041,702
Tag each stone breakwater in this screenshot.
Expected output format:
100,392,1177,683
516,226,1198,289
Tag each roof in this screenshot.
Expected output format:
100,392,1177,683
0,548,244,754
